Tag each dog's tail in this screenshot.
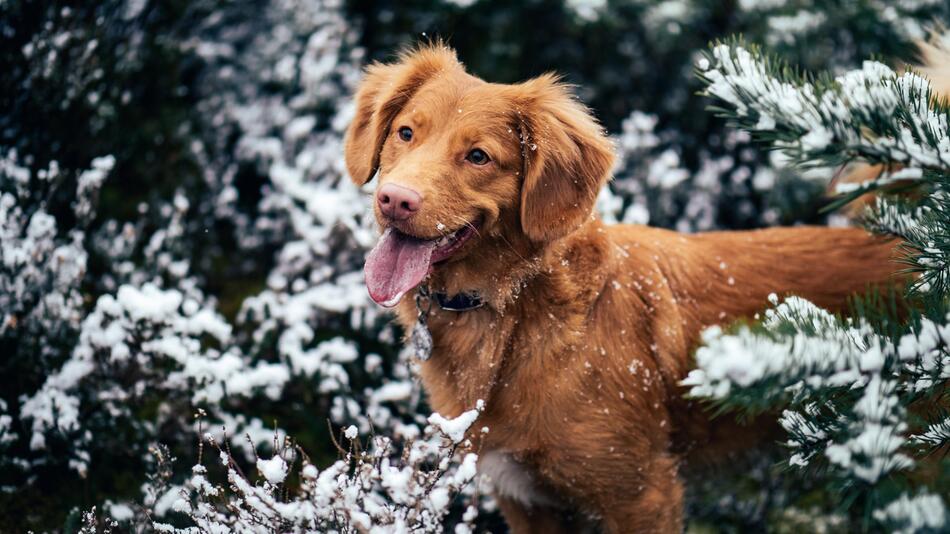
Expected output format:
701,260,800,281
832,31,950,214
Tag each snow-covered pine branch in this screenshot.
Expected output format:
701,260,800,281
911,414,950,451
684,294,949,530
864,190,950,295
873,492,948,534
682,295,895,404
698,40,950,185
687,36,950,532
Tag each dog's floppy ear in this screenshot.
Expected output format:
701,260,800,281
344,44,462,185
513,74,616,242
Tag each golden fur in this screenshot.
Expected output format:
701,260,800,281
345,44,907,532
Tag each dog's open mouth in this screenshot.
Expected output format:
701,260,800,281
364,223,478,307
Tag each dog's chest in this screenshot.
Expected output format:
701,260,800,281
478,450,560,509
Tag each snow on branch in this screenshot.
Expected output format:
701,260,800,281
701,39,950,297
910,414,950,451
685,293,949,529
681,296,889,404
699,40,950,178
19,282,282,475
154,405,486,533
690,35,950,530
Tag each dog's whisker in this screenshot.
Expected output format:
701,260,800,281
446,213,477,235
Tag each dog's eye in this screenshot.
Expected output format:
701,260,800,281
397,127,413,142
466,148,490,165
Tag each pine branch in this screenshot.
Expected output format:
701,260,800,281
684,294,949,526
698,39,950,176
861,190,950,295
861,195,930,240
682,296,888,410
910,414,950,451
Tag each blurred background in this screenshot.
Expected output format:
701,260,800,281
2,0,948,531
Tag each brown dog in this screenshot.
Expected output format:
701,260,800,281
344,44,903,532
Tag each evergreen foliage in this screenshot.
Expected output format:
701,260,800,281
686,38,950,533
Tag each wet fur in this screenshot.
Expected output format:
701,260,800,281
345,44,910,532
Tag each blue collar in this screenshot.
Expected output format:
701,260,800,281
433,291,484,312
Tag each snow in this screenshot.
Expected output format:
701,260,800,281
646,149,690,189
682,296,884,399
171,424,482,531
702,44,950,171
565,0,606,21
257,455,289,485
20,277,282,468
428,487,450,510
766,11,826,46
911,415,950,448
736,0,786,10
302,464,318,479
427,400,484,443
685,292,950,488
285,115,316,140
873,492,947,533
443,0,477,8
75,155,115,219
108,502,135,521
116,284,183,322
824,377,912,482
372,381,413,403
186,308,232,342
152,485,185,517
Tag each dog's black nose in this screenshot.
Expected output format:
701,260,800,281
377,183,421,221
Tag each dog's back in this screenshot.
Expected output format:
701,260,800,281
601,223,904,463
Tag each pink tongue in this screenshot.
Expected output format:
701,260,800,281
365,228,436,307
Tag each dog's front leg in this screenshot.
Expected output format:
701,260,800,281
597,453,685,534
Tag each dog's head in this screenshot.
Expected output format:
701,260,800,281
345,44,615,307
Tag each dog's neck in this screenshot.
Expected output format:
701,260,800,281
395,216,611,436
422,219,546,313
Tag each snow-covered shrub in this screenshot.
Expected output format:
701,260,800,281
20,282,244,476
6,0,448,529
156,405,484,533
1,151,107,361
